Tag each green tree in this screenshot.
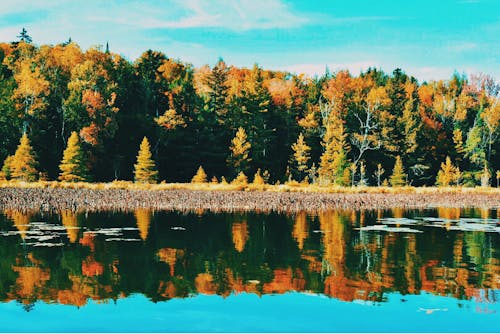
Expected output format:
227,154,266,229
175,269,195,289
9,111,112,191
389,155,406,187
59,131,89,182
134,137,158,183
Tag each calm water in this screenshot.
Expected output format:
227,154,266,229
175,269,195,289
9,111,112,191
0,207,499,332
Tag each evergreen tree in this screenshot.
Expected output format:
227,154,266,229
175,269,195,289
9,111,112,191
389,155,406,187
134,137,158,183
191,166,207,183
253,169,265,185
318,117,349,185
59,131,89,182
291,133,310,181
17,28,32,43
227,127,251,176
10,133,38,181
436,156,460,186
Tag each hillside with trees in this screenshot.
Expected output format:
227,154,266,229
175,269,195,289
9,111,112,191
0,31,499,187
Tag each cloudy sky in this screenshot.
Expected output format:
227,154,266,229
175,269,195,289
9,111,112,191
0,0,498,81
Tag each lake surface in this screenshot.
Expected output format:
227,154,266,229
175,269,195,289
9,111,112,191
0,207,499,332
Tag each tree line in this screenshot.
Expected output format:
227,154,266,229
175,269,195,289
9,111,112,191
0,30,499,186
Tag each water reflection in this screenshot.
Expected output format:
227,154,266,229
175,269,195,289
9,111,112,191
0,208,498,311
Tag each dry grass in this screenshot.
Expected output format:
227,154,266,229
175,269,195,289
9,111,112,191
0,180,498,213
0,180,499,195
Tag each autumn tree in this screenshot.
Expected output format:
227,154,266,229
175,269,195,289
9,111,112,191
59,131,88,182
228,127,251,176
436,156,460,186
134,137,158,183
191,166,207,183
351,84,392,165
291,133,310,181
389,156,406,187
374,163,385,187
10,133,38,181
318,100,349,185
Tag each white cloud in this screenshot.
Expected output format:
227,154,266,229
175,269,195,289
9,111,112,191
139,0,308,30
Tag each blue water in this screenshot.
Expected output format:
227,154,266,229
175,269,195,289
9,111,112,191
1,292,498,332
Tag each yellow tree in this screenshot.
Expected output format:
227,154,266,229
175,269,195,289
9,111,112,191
227,127,251,176
12,60,50,121
191,166,207,183
351,85,392,164
59,131,88,182
389,155,406,187
10,133,38,181
482,97,499,161
291,133,310,181
436,156,460,186
134,137,158,183
318,101,349,186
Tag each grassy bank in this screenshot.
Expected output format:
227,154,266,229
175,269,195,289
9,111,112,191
0,181,499,213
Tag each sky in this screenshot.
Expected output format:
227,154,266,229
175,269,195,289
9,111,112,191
0,0,498,82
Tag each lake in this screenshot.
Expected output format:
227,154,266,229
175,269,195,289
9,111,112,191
0,207,498,332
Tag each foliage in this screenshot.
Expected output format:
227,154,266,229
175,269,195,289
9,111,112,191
389,156,406,187
59,131,89,182
134,137,158,183
227,127,251,176
0,35,498,187
10,133,38,181
191,166,207,183
436,157,460,187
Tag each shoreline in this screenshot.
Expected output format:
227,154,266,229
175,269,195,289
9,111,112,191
0,186,499,213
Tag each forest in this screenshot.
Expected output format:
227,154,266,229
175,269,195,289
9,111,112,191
0,30,499,187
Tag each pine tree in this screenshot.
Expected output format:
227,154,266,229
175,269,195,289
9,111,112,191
191,166,207,183
389,155,407,187
227,127,251,176
59,131,88,182
436,156,460,187
318,116,349,185
231,171,248,185
10,133,38,181
253,169,265,185
291,133,310,180
134,137,158,183
1,155,14,180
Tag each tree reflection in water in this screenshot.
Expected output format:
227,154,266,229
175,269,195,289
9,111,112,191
0,208,498,311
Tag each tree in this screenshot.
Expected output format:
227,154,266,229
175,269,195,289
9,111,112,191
59,131,89,182
389,156,406,187
480,164,491,187
351,85,392,165
291,133,310,181
191,166,207,183
253,169,265,185
318,100,349,185
17,28,32,43
374,163,385,187
10,133,38,181
227,127,251,176
134,137,158,183
436,156,460,187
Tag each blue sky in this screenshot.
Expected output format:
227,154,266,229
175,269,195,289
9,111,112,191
0,0,498,81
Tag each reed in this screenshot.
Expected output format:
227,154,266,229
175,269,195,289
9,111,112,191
0,181,498,213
